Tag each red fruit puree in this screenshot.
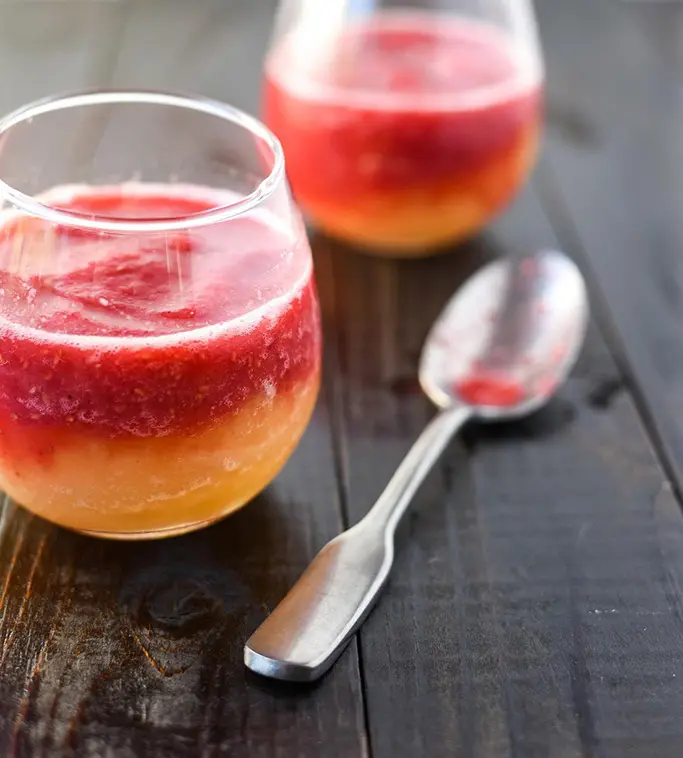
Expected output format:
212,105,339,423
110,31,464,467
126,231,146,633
264,12,542,253
0,184,321,538
455,373,526,407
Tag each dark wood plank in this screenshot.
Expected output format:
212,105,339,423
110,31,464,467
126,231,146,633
0,409,368,758
620,2,683,75
0,1,128,114
0,2,369,756
107,0,277,116
316,172,683,758
537,0,683,494
1,1,682,757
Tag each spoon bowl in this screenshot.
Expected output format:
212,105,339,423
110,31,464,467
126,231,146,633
420,249,589,419
245,249,590,683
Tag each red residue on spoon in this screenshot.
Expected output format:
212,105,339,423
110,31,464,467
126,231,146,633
450,255,571,408
454,372,526,407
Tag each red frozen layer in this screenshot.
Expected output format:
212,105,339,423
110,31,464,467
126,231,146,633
0,185,321,437
264,14,542,206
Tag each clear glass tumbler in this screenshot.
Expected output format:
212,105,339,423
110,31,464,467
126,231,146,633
263,0,544,255
0,90,321,539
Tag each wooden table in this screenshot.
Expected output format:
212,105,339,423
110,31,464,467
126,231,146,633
1,0,683,755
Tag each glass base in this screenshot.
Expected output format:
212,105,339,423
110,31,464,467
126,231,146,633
77,515,224,541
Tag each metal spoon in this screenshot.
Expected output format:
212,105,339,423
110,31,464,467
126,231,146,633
244,249,589,683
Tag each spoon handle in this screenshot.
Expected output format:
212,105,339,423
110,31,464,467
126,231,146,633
363,404,472,533
244,404,471,682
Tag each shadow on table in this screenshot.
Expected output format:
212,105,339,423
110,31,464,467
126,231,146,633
0,489,307,679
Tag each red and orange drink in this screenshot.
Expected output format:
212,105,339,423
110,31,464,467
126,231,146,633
264,12,543,254
0,93,321,539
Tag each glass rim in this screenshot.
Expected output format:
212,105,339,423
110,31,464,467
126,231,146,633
0,89,286,233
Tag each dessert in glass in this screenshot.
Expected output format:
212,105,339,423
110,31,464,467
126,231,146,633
0,91,321,539
263,0,544,255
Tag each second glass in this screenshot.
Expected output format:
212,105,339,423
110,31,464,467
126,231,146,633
0,91,321,539
263,0,544,255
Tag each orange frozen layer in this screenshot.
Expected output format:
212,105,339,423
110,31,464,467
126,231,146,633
303,129,539,254
0,377,318,538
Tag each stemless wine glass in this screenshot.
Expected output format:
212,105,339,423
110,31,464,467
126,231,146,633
0,90,321,539
263,0,544,256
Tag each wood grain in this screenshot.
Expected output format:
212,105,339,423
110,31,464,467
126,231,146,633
0,1,128,114
0,410,368,757
106,0,277,116
0,0,681,756
538,0,683,496
315,175,683,757
0,3,365,756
